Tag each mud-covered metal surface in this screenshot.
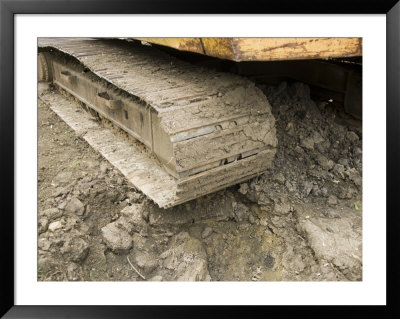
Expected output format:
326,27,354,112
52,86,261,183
137,37,362,62
38,38,277,208
38,79,362,281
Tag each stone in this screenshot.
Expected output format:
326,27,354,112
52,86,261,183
61,237,89,262
133,251,158,273
232,202,250,222
238,183,249,195
354,147,362,155
300,136,314,150
328,195,338,206
333,164,345,179
316,154,334,170
57,201,68,210
149,275,163,281
52,171,73,187
120,204,147,234
38,238,51,251
248,214,256,224
99,162,108,174
312,132,325,144
345,168,362,187
41,207,62,221
272,173,285,185
294,145,305,155
346,131,359,143
67,263,80,281
126,191,142,203
322,209,341,219
65,197,85,216
114,217,134,234
201,227,213,239
273,202,291,215
38,217,49,234
101,222,132,254
338,158,349,167
301,181,313,198
48,220,62,232
161,232,210,281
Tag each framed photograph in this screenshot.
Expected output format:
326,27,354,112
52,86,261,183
1,0,398,317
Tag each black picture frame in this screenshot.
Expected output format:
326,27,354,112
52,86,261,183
1,0,399,318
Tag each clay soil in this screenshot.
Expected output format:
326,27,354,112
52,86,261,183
38,78,362,282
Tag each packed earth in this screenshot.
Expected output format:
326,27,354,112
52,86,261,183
38,80,362,282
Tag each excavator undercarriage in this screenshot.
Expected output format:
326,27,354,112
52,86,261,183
38,38,277,208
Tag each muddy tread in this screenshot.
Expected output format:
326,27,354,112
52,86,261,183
38,38,277,207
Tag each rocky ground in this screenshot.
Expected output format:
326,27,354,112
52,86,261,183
38,80,362,282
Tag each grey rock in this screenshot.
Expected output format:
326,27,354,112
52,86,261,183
149,275,163,281
248,214,256,224
101,222,132,254
300,136,315,150
232,202,250,222
345,168,362,187
161,232,210,281
333,164,345,179
346,131,359,143
328,195,338,206
273,202,292,215
65,197,85,216
294,145,305,155
272,173,286,184
61,237,89,262
38,217,49,234
38,238,51,251
322,209,341,219
52,171,73,187
114,217,134,234
354,147,362,155
120,204,148,234
201,227,213,239
66,263,80,281
238,183,249,195
312,132,325,144
316,154,334,170
126,191,142,203
285,122,296,136
48,220,62,232
99,162,108,174
57,201,68,211
38,256,55,275
133,251,158,273
338,158,349,167
41,207,62,221
257,193,272,206
301,181,313,198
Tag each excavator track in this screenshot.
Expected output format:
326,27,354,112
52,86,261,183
38,38,277,208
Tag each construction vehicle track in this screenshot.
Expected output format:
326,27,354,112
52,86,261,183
38,38,277,208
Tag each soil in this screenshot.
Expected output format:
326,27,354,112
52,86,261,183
38,79,362,282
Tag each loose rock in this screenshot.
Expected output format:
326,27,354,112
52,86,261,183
61,237,89,262
201,227,213,239
65,197,85,216
48,220,62,232
101,222,133,254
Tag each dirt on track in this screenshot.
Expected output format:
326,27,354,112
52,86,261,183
38,80,362,282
